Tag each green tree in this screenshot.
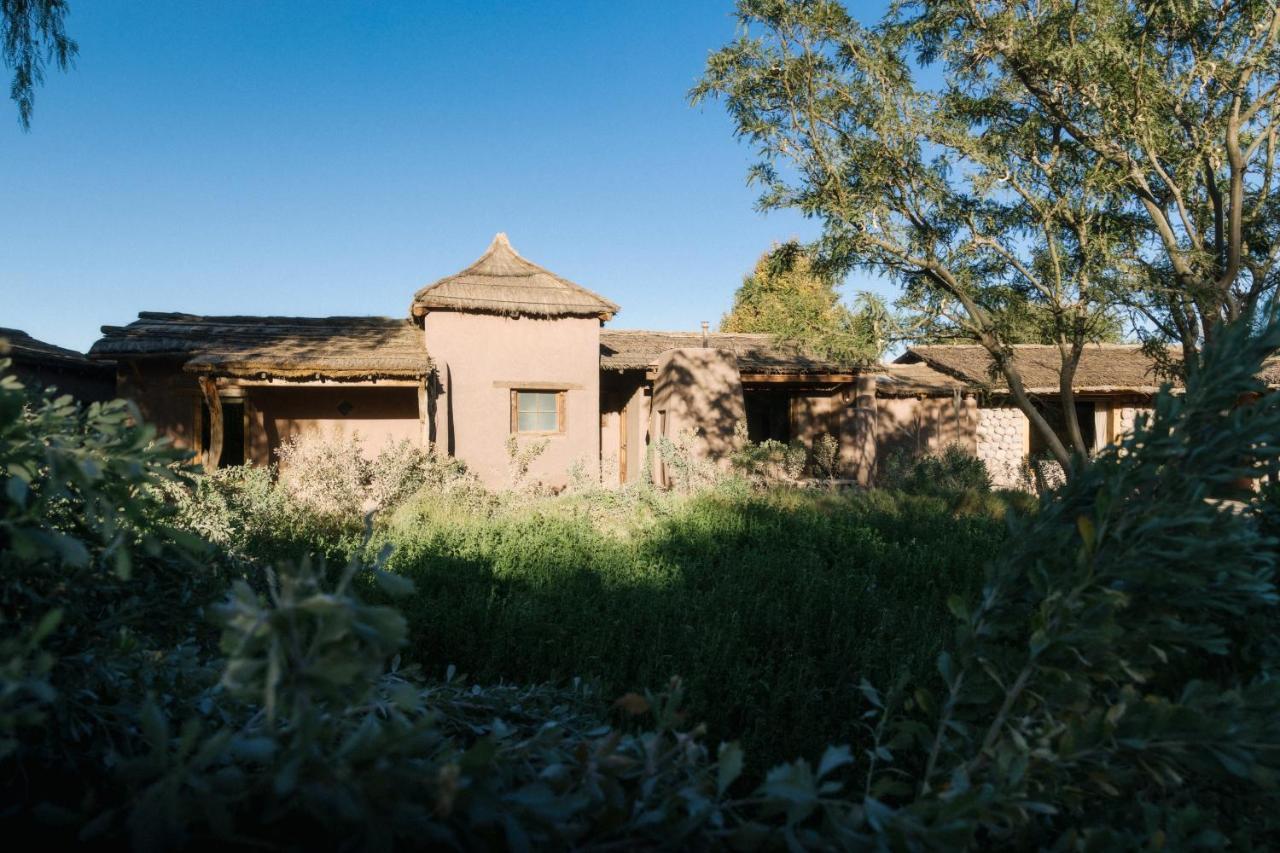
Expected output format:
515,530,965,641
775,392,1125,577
693,0,1279,470
721,241,880,362
3,0,77,130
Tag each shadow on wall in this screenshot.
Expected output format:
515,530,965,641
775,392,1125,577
650,349,747,481
874,394,979,483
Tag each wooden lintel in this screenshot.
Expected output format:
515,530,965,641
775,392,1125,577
492,380,584,391
739,373,857,384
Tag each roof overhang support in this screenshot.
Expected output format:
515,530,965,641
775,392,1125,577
738,373,858,383
198,376,222,473
417,374,439,448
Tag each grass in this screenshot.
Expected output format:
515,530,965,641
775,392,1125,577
371,486,1013,770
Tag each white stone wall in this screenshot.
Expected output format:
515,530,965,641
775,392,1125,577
976,406,1028,489
1114,406,1152,438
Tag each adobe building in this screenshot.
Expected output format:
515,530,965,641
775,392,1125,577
88,233,1175,490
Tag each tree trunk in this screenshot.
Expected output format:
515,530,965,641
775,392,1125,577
992,351,1074,473
1057,344,1089,460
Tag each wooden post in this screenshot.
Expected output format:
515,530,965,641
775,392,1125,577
427,371,438,446
418,377,429,448
850,374,877,486
198,376,223,472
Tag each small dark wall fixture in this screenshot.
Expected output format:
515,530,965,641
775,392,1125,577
336,400,354,417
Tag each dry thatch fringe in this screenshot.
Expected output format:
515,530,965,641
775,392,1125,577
411,233,619,320
901,343,1179,394
600,329,867,373
91,313,431,380
0,326,111,373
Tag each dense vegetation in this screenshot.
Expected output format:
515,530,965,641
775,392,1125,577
375,487,1005,770
4,316,1280,848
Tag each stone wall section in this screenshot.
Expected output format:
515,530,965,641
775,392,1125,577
976,405,1028,488
1113,405,1153,440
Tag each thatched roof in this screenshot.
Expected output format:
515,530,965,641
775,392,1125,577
874,362,969,396
898,344,1172,395
411,233,619,320
91,313,431,381
0,327,113,376
600,330,863,374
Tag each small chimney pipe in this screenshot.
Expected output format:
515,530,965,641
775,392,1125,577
701,320,709,348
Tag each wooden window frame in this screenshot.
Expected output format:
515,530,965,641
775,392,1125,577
510,389,567,436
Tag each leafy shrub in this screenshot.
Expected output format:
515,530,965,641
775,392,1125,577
171,463,361,564
0,368,229,831
729,420,808,485
275,429,371,521
878,442,992,496
653,427,729,492
811,432,840,481
505,433,549,491
176,434,482,564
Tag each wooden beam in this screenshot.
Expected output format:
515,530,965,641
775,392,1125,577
219,378,422,388
739,373,857,384
198,376,223,472
491,380,583,390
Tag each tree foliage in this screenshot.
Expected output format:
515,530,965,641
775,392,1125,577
2,0,76,129
722,240,881,361
902,0,1280,355
693,0,1280,469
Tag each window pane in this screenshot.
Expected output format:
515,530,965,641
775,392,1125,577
518,392,556,414
515,391,561,432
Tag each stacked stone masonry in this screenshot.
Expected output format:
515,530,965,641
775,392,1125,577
976,406,1028,489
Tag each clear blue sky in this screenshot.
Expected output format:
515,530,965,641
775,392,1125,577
2,1,893,352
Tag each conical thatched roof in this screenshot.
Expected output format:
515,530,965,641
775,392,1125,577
411,233,619,320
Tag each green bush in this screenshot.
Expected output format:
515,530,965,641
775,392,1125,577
171,463,364,564
878,442,993,497
3,313,1280,847
0,369,230,830
858,317,1280,847
373,486,1006,770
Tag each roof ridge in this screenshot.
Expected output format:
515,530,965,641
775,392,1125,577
411,233,619,320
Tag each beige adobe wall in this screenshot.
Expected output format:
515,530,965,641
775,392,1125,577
245,386,420,468
788,383,871,481
115,360,202,452
425,312,601,490
876,395,979,461
975,405,1030,489
790,389,843,447
649,348,745,483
